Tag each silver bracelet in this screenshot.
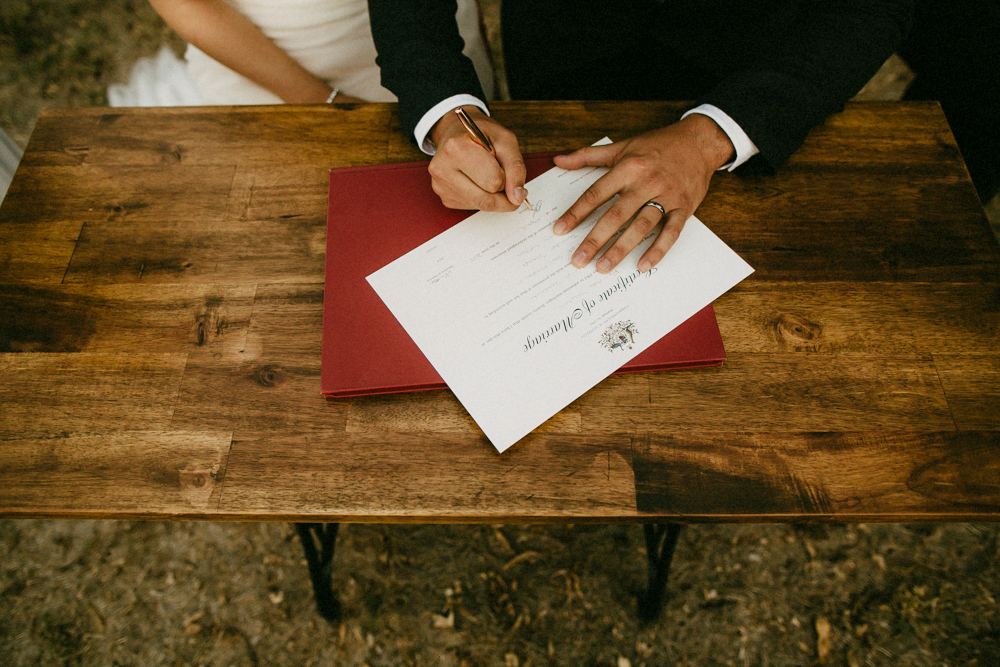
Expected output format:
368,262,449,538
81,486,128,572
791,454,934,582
325,88,340,104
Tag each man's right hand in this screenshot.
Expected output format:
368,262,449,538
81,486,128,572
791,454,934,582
428,106,528,212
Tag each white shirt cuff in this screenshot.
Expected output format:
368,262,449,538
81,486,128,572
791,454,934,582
415,94,490,155
681,103,760,171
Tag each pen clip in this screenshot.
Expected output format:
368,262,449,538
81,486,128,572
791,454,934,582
455,108,496,157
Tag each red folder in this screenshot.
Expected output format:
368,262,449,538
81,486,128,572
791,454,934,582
322,154,726,398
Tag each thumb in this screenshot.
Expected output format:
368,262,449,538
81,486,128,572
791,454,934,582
494,139,527,206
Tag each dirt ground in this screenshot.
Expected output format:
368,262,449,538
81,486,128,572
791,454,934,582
1,2,998,666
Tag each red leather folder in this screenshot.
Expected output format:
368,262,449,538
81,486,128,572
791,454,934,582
322,154,726,398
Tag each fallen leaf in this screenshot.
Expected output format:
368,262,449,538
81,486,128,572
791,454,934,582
459,608,482,625
504,653,519,667
815,616,831,664
432,611,455,628
184,623,201,636
493,530,515,556
617,657,632,667
88,605,105,635
269,590,284,604
183,611,204,627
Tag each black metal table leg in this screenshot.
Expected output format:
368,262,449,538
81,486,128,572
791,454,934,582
638,523,684,621
295,523,341,622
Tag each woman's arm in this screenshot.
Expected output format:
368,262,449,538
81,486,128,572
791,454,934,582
149,0,362,103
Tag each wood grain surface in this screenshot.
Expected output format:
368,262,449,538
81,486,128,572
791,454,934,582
1,101,997,522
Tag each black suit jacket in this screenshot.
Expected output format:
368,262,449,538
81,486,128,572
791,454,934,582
368,0,913,171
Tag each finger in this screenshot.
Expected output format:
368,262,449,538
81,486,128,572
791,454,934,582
453,135,509,194
431,166,519,212
552,143,619,171
429,143,514,211
595,202,667,274
637,209,688,272
569,192,648,268
493,136,528,206
553,168,630,236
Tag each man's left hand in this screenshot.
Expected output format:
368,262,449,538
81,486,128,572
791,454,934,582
552,114,735,273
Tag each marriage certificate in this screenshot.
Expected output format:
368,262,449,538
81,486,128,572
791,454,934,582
367,147,754,452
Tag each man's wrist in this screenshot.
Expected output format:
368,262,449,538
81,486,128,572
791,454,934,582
681,104,759,171
679,114,735,172
414,94,489,155
430,105,487,148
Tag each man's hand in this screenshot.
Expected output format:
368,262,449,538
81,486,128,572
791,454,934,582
428,106,528,212
552,114,735,273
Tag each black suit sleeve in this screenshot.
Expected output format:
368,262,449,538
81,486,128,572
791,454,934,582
700,0,913,171
367,0,912,167
368,0,486,139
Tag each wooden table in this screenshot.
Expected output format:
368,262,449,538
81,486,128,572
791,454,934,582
2,101,999,529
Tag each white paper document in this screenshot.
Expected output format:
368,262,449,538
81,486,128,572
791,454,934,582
367,149,754,452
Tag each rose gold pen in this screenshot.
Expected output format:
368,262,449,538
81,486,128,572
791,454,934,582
454,108,531,208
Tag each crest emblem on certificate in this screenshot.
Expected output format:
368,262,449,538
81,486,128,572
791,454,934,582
599,320,639,353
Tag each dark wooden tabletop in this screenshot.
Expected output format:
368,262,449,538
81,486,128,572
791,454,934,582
1,101,998,523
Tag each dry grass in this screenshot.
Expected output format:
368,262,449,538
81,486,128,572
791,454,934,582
2,520,998,666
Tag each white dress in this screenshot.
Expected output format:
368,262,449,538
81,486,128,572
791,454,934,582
185,0,495,104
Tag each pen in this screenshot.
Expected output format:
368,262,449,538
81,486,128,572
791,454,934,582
454,108,531,208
